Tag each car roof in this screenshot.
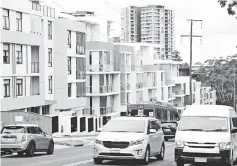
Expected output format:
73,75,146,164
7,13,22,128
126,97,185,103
4,124,39,127
183,105,236,118
113,116,158,121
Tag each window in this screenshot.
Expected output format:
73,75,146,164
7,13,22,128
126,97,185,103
48,21,52,40
76,32,86,55
76,82,86,97
67,30,71,48
76,57,86,79
68,83,71,97
149,121,160,131
42,105,50,115
48,76,52,94
16,12,22,32
48,48,52,67
68,57,71,74
16,45,22,64
232,118,237,128
3,9,10,30
3,43,10,64
16,79,23,96
29,127,36,134
4,79,10,98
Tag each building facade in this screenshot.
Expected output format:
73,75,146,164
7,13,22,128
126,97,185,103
121,5,175,59
0,0,55,114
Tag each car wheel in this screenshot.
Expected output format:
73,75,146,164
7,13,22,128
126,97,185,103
157,143,165,160
17,152,24,156
47,141,54,155
26,142,35,157
176,161,184,166
142,146,150,165
94,158,103,164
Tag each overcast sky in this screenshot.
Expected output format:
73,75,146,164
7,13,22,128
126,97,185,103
45,0,237,63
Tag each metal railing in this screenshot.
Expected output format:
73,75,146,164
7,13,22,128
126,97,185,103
136,82,144,89
82,108,95,116
131,65,143,72
144,82,157,87
100,107,113,115
86,85,113,94
166,80,175,85
86,65,113,72
31,62,39,73
76,71,86,79
175,91,185,96
174,104,185,107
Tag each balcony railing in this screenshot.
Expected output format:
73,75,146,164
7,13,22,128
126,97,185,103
131,65,143,72
86,85,113,94
144,82,157,87
100,107,113,115
76,71,86,79
82,108,95,116
86,65,113,72
136,82,143,89
168,93,175,99
31,62,39,73
166,80,175,85
174,104,185,107
127,83,131,90
175,91,185,96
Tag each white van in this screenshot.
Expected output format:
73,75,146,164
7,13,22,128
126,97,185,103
175,105,237,166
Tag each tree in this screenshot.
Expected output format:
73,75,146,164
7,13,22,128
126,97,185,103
203,57,237,107
172,50,183,61
218,0,237,16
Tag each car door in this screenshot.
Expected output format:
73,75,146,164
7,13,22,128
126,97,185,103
155,120,164,150
29,127,41,150
38,127,50,149
148,120,159,155
231,118,237,160
150,120,161,153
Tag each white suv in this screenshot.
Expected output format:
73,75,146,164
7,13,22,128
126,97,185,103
93,117,165,165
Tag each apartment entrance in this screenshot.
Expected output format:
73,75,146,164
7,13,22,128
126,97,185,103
88,118,93,132
52,116,58,133
71,117,77,133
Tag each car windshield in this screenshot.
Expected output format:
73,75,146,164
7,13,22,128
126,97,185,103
178,116,229,132
161,122,177,128
102,119,146,133
1,126,25,134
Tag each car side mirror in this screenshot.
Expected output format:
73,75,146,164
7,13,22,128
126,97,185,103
98,127,103,132
42,132,48,136
149,129,156,134
231,128,237,134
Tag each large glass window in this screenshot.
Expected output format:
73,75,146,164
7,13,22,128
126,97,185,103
16,12,22,32
3,9,10,30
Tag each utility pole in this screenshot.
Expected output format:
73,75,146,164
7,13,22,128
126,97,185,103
234,67,236,111
181,19,202,105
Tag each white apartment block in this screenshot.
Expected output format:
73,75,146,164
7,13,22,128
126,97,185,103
120,6,141,43
121,5,175,59
0,0,55,114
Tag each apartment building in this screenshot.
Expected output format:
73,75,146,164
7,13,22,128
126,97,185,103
0,0,55,114
120,6,141,43
121,5,175,59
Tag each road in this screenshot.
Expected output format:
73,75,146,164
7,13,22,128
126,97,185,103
0,140,224,166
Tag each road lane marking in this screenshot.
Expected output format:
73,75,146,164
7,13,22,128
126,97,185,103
62,159,93,166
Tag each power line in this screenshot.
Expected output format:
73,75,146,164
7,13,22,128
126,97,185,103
181,19,203,105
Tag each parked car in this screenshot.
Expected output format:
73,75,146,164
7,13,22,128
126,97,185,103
93,117,165,165
1,124,54,157
161,121,178,141
175,105,237,166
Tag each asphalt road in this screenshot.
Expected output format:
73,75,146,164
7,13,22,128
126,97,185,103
0,140,226,166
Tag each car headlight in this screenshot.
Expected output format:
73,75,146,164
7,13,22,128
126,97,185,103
219,142,231,150
176,141,185,148
130,139,144,146
95,139,103,145
22,135,26,142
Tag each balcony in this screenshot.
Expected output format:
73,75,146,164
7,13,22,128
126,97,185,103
86,65,114,73
168,93,175,99
175,91,185,96
166,80,175,86
31,62,39,73
100,107,113,115
144,82,157,88
76,71,86,79
136,82,144,89
131,65,143,72
82,108,95,116
127,83,131,91
86,85,114,94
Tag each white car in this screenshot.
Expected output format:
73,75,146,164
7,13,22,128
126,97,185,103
93,117,165,165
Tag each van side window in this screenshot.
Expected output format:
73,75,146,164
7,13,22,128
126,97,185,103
232,118,237,128
150,121,159,131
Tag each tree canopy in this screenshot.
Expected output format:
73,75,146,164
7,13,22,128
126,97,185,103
203,55,237,107
172,50,183,61
218,0,237,16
